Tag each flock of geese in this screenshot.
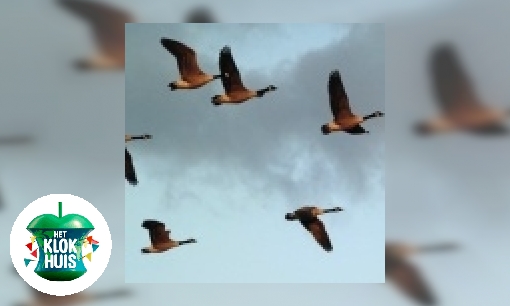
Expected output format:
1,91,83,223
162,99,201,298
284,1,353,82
7,0,501,305
125,37,386,254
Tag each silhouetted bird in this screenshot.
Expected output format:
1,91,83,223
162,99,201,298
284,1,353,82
141,219,197,253
285,206,343,252
386,241,458,305
57,0,135,70
415,43,510,135
321,70,384,135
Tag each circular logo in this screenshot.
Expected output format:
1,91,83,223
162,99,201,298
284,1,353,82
10,194,112,296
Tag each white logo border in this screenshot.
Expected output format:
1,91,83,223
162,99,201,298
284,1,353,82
10,194,112,296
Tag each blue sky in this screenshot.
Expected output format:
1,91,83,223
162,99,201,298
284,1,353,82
4,0,508,305
124,23,385,283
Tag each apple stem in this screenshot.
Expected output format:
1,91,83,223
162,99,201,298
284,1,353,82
58,202,62,218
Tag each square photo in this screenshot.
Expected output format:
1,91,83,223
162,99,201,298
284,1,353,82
125,23,385,283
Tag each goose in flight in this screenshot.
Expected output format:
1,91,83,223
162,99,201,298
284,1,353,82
12,266,131,306
57,0,135,70
322,70,384,135
141,219,197,253
212,46,277,106
416,44,510,135
161,38,222,91
386,241,458,305
285,206,343,252
125,134,151,186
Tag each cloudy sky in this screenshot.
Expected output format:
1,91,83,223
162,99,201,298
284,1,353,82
4,0,509,304
125,23,385,283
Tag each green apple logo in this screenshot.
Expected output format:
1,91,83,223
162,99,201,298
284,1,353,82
26,202,94,281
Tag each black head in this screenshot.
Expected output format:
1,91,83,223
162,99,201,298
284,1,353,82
267,85,277,91
211,95,221,106
141,248,150,253
374,111,385,117
74,59,92,70
285,213,295,221
168,82,177,91
414,122,433,135
321,124,331,135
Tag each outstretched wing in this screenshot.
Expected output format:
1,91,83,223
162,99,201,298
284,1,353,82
328,70,354,120
429,44,482,113
125,148,138,185
160,38,205,78
58,0,134,56
219,46,247,93
387,258,436,305
142,220,171,245
302,218,333,252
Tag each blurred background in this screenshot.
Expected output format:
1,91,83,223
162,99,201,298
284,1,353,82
1,0,510,305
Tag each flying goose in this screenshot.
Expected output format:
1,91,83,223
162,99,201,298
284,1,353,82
12,266,131,306
57,0,135,70
161,38,222,90
125,134,151,186
416,44,510,135
386,241,458,305
322,70,384,135
212,46,277,105
285,206,343,252
184,7,217,23
141,219,197,253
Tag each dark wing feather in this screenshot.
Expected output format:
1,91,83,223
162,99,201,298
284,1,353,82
142,220,171,245
219,46,247,93
302,218,333,252
345,124,368,134
429,44,481,113
58,0,134,56
328,70,354,120
125,148,138,185
160,38,205,78
387,259,437,305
